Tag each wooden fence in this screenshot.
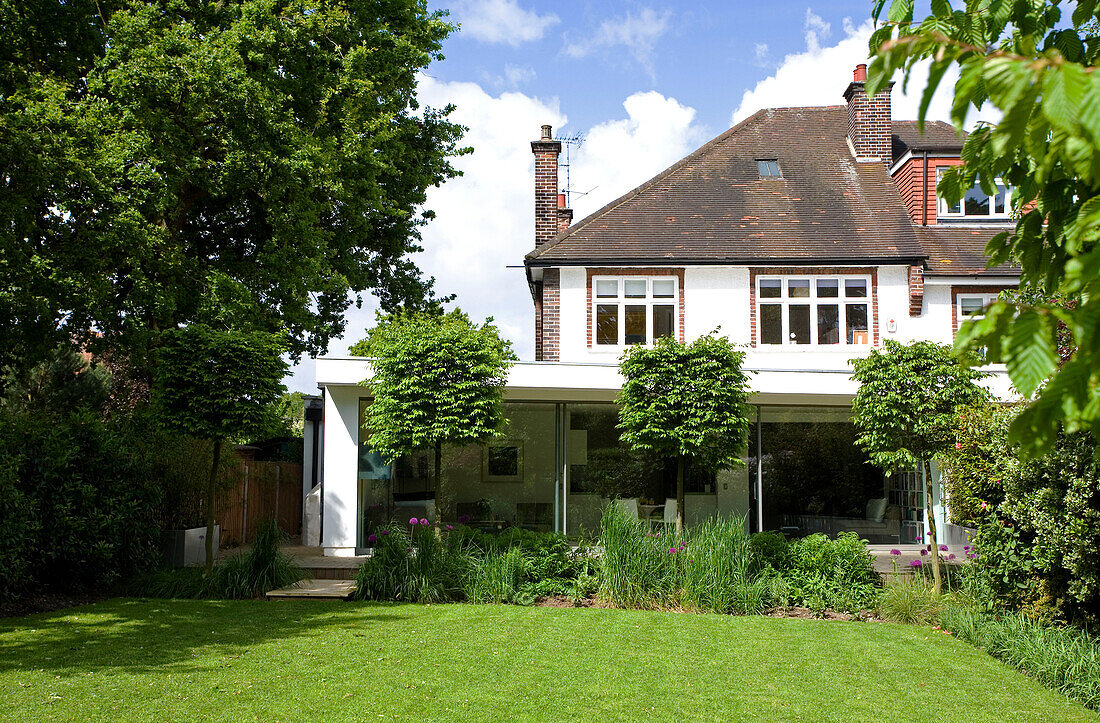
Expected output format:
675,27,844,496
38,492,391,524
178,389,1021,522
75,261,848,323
218,461,302,545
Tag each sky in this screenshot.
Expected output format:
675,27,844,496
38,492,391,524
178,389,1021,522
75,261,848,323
286,0,994,393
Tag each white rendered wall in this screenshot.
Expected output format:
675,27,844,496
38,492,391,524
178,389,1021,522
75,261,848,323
321,385,361,555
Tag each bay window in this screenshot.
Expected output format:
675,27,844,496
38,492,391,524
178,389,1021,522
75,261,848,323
757,275,871,346
593,276,677,346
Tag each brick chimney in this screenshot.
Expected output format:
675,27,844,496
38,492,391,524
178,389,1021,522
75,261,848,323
843,64,894,167
531,124,562,246
556,193,573,233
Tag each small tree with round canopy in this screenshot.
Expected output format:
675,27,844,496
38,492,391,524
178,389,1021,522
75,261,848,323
850,340,990,594
153,325,288,571
351,310,515,520
617,334,753,534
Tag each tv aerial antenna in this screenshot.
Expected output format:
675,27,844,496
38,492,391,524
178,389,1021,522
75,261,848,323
553,131,585,207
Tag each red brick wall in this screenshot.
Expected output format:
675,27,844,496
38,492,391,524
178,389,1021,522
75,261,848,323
585,268,686,348
892,156,963,225
540,269,560,361
844,81,893,167
748,267,879,347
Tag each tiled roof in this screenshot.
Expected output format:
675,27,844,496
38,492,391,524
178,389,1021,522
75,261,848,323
915,226,1020,275
891,120,965,158
528,107,926,265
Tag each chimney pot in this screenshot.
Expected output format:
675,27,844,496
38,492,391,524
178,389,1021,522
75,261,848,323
854,64,867,82
541,124,552,140
557,193,566,208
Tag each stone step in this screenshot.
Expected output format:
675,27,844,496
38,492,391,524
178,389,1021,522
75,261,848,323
266,578,356,600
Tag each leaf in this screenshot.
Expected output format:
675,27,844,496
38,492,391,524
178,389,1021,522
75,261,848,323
887,0,915,23
1004,310,1058,397
1042,61,1089,133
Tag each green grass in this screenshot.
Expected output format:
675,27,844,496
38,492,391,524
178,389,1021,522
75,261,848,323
0,600,1096,722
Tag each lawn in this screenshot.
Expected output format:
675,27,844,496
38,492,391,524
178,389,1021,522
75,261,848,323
0,600,1095,722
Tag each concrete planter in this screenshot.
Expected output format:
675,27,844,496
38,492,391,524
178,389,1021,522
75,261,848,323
162,525,220,568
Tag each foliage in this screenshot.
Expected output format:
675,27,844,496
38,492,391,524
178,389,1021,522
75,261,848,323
353,309,514,515
749,531,790,571
1,0,466,370
940,608,1100,712
248,391,307,442
352,521,472,604
867,0,1100,457
153,325,287,443
597,503,772,614
782,533,881,614
136,520,302,599
940,402,1014,526
0,349,164,599
851,340,990,592
877,578,944,625
464,548,529,605
617,334,752,530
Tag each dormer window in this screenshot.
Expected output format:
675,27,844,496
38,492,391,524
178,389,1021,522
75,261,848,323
757,160,782,178
937,169,1011,220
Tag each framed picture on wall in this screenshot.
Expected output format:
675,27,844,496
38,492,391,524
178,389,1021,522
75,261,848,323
483,440,523,482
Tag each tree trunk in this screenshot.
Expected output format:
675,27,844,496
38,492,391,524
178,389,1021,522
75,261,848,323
922,458,942,595
206,437,222,573
675,456,686,536
434,440,442,524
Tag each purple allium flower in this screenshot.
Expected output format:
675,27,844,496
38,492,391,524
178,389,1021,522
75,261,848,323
939,545,949,552
889,549,901,556
409,517,418,525
368,534,377,543
458,515,471,524
419,518,428,526
915,534,923,542
966,552,977,559
909,559,923,567
963,545,971,552
948,554,956,560
407,547,413,552
445,525,453,531
380,529,389,536
669,548,677,554
920,549,928,556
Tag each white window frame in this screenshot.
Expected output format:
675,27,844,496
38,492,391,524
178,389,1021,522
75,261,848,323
956,293,999,322
755,274,873,347
592,276,678,348
937,168,1012,219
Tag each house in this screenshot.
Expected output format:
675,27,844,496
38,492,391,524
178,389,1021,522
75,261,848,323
308,64,1018,556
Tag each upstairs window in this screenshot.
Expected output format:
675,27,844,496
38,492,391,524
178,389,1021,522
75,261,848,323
757,275,871,346
938,168,1012,220
757,160,782,178
593,277,677,346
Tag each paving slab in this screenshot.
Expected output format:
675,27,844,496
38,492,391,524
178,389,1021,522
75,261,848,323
266,579,355,600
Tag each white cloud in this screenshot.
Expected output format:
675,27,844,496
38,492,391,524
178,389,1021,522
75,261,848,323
451,0,559,46
570,92,708,220
563,8,673,79
803,9,831,52
753,43,771,68
731,15,1001,131
504,63,537,86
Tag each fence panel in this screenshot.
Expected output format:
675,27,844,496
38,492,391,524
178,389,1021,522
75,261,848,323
219,461,303,545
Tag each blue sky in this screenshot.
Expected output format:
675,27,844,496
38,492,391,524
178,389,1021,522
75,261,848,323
286,1,983,393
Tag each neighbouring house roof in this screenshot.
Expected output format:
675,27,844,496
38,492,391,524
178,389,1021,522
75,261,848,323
915,226,1019,276
527,108,1012,277
891,120,965,157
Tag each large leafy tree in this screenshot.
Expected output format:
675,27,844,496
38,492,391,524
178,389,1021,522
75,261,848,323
352,310,515,519
866,0,1100,456
851,340,990,594
153,325,287,570
1,0,465,371
617,334,753,534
